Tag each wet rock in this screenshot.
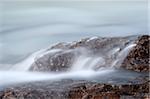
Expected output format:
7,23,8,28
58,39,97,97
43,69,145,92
51,42,70,49
7,35,148,98
68,79,149,99
30,35,149,72
121,35,150,72
30,35,139,72
30,51,76,72
0,79,149,99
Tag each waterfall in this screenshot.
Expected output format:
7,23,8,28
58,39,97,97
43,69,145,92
88,57,106,69
71,56,92,71
70,43,136,71
0,41,136,72
111,43,136,68
0,37,138,86
71,57,105,71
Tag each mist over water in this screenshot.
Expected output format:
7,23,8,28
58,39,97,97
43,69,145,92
0,0,148,87
0,0,148,64
0,42,137,86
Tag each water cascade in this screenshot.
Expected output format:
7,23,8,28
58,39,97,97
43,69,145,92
0,38,138,87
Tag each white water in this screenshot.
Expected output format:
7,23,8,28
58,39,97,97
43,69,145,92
111,44,137,67
71,56,105,71
0,42,137,86
87,57,105,70
71,56,92,71
0,69,115,86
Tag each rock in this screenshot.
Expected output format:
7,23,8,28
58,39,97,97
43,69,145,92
30,35,139,72
0,79,149,99
30,35,149,72
121,35,150,72
1,35,148,99
68,77,149,99
30,50,77,72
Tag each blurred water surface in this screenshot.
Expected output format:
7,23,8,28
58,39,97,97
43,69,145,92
0,0,148,64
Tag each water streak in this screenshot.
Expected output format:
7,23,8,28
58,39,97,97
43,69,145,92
0,69,115,86
111,43,136,67
0,38,137,86
71,56,92,71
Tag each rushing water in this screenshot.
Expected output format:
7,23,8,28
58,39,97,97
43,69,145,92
0,0,148,87
0,42,138,86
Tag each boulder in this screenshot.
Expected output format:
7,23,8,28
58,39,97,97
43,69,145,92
121,35,149,72
30,50,76,72
30,35,139,72
0,35,149,99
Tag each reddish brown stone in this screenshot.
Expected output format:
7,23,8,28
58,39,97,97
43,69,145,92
121,35,150,72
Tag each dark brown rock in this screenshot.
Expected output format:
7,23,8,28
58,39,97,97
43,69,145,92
2,35,148,99
121,35,150,72
30,35,138,72
31,35,149,72
68,80,149,99
0,79,148,99
30,51,76,72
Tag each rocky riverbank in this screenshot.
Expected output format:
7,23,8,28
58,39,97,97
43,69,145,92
0,78,149,99
0,35,149,99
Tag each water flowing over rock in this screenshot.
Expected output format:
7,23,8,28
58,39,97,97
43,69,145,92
0,35,149,99
29,35,149,73
30,35,140,72
121,35,149,72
